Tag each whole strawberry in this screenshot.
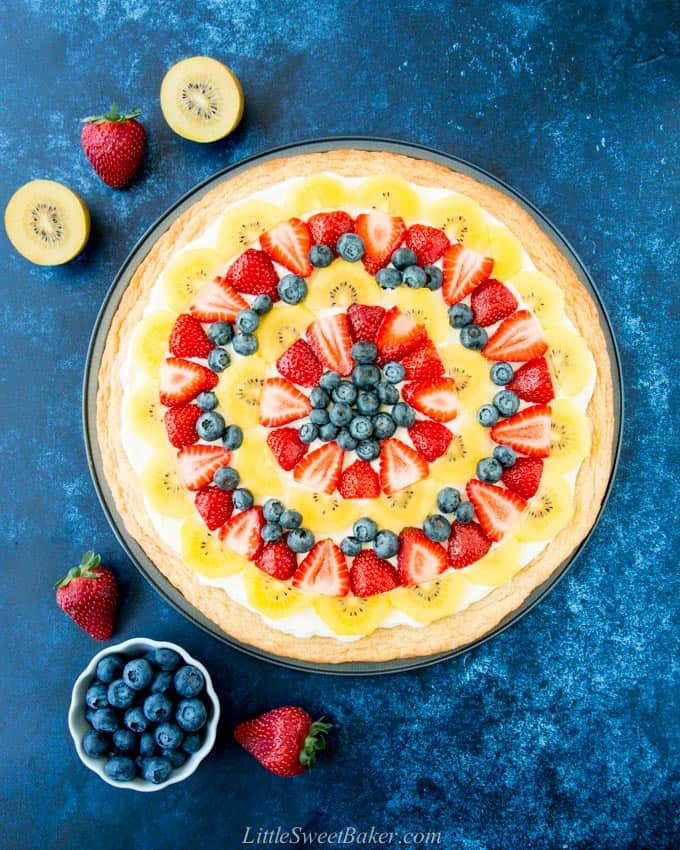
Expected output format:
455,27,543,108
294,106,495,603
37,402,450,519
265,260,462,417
81,104,146,188
234,706,332,777
55,550,118,640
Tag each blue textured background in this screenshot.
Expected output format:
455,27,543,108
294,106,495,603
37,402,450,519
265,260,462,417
1,1,678,847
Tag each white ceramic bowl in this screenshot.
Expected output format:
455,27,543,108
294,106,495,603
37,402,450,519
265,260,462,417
68,637,220,791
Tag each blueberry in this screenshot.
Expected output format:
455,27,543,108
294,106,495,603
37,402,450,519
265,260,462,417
182,733,204,754
262,522,283,543
376,267,402,289
208,347,231,372
151,649,178,678
309,244,333,268
287,528,315,553
448,303,473,328
113,728,138,754
222,424,244,451
173,665,205,699
143,692,174,722
85,708,96,726
150,671,174,694
277,273,308,304
232,333,258,356
490,361,514,386
494,390,520,417
299,422,319,443
207,322,234,346
383,361,405,384
403,265,427,288
374,530,400,558
336,428,358,451
107,680,135,710
91,708,119,733
196,391,218,411
176,698,208,732
477,457,503,483
280,509,302,529
391,247,418,270
263,498,284,522
319,423,339,441
236,308,260,334
392,402,416,427
455,502,475,524
353,517,378,543
351,341,377,364
143,756,173,785
437,487,461,514
424,265,443,291
86,681,109,710
232,488,254,511
477,404,500,427
213,465,239,490
310,387,330,408
196,410,226,441
349,415,374,440
376,382,399,405
372,412,397,440
139,732,156,758
95,654,125,684
83,729,109,757
162,748,188,769
352,364,380,388
356,438,381,461
423,514,452,542
493,444,517,468
124,707,149,733
460,324,488,351
356,391,380,416
329,402,353,427
309,408,330,426
252,294,273,315
340,536,362,557
155,722,184,750
123,658,154,692
105,756,136,782
336,232,364,262
333,381,357,404
319,371,341,391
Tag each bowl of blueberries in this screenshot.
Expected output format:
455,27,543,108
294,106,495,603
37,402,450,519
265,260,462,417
68,638,220,790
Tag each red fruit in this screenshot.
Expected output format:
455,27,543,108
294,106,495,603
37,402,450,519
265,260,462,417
164,404,201,448
442,243,494,305
502,457,544,500
338,459,380,499
401,339,445,381
55,550,117,640
482,310,548,362
350,550,400,597
470,279,518,326
260,218,313,277
266,427,309,472
447,521,491,569
219,506,264,560
234,706,332,777
168,313,214,359
259,378,311,427
306,313,353,376
189,277,249,322
407,420,453,462
307,210,354,252
276,338,324,387
354,212,406,274
292,539,350,596
397,527,447,586
402,378,459,423
293,442,344,494
194,486,233,531
224,249,280,299
256,539,298,581
374,306,426,362
80,105,146,188
176,445,231,490
466,479,527,542
159,358,218,407
405,224,450,266
506,357,555,403
490,404,552,457
379,438,428,495
347,303,385,343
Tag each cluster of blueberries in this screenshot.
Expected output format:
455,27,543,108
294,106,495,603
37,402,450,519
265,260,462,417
469,360,521,484
340,516,399,558
260,497,315,553
81,648,211,785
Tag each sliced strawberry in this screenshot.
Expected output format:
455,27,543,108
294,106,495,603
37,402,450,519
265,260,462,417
307,210,354,253
379,438,428,495
482,310,548,362
258,378,312,427
502,457,544,500
347,303,385,343
159,358,218,407
466,479,527,542
354,212,406,275
292,442,344,494
256,538,298,581
447,521,491,569
219,506,264,560
402,378,459,423
260,218,313,277
176,445,232,491
224,248,280,299
470,279,518,326
266,427,308,471
407,420,453,462
169,314,214,359
337,459,380,499
350,550,400,597
401,339,445,381
490,404,552,457
194,486,233,531
189,276,249,322
164,404,201,448
442,243,494,305
374,307,426,363
506,357,555,403
405,223,450,266
276,338,324,387
292,539,349,597
397,527,447,586
306,313,353,376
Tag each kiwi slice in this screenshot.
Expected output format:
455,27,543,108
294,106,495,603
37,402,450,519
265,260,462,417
160,56,243,143
5,179,90,266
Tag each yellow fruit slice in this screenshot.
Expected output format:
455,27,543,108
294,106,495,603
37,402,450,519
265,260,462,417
353,176,421,220
543,324,594,397
160,56,243,143
305,263,381,312
216,200,286,259
422,193,488,251
180,516,248,579
313,594,390,636
515,470,574,542
243,565,311,619
366,479,437,533
140,451,193,518
4,179,90,266
215,356,266,429
382,287,449,344
284,488,363,535
485,225,523,281
124,381,165,448
132,310,175,377
162,247,224,313
389,571,465,623
439,343,493,410
429,420,491,487
461,537,522,586
257,303,315,362
232,429,286,500
285,175,348,215
547,398,591,473
508,270,565,325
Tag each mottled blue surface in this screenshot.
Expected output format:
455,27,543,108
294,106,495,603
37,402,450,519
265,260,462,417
1,1,678,847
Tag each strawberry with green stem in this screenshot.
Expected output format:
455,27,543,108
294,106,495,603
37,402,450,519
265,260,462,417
55,550,118,640
81,104,147,188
